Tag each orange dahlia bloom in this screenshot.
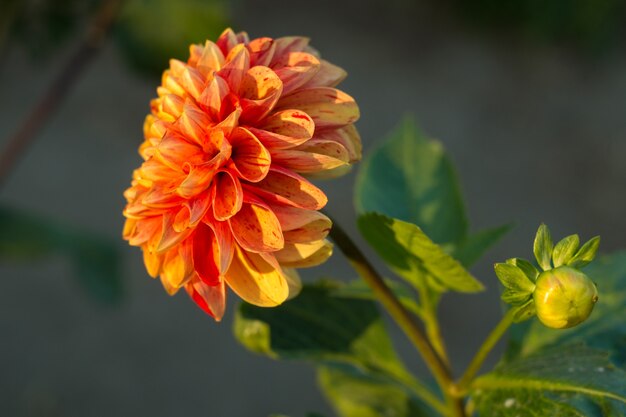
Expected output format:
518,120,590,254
123,28,361,320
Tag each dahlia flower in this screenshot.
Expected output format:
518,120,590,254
123,28,361,320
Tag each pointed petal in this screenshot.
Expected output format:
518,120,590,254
218,44,250,91
206,217,235,275
273,52,320,95
173,102,212,146
197,40,225,75
186,278,226,321
216,28,239,55
302,59,347,88
198,74,230,121
212,170,243,220
228,195,284,253
228,127,271,182
157,212,194,252
225,245,289,306
274,239,333,268
142,244,163,278
277,87,359,129
127,216,161,246
156,131,204,169
177,147,230,198
273,36,310,57
161,241,194,289
187,190,212,226
246,166,327,210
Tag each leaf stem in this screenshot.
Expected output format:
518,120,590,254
327,213,465,417
457,307,517,391
0,0,124,191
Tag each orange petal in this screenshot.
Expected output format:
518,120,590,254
187,191,212,226
228,195,284,253
225,245,289,306
142,187,183,209
196,40,225,75
173,101,212,146
250,109,314,150
198,74,230,121
160,94,184,119
239,66,283,123
218,44,250,92
161,241,194,289
157,212,194,252
173,205,191,232
186,278,226,321
302,59,347,88
270,205,331,243
228,127,271,182
277,87,359,130
140,158,183,183
127,216,161,246
212,170,243,220
142,244,163,278
273,52,320,95
179,65,206,100
155,131,204,169
247,37,276,67
177,148,230,199
192,223,220,286
246,166,327,210
274,239,333,268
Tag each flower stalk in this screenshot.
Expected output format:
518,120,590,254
326,212,465,417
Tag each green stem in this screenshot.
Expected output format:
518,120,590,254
327,214,465,417
457,307,517,391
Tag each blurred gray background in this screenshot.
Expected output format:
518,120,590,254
1,0,626,416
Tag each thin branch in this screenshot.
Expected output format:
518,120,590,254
0,0,124,191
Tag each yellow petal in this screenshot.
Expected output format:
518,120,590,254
273,52,320,95
225,245,289,306
270,205,331,243
251,109,314,150
274,239,333,268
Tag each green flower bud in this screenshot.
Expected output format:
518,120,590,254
533,266,598,329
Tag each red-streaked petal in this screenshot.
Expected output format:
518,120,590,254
251,109,314,149
228,127,271,182
273,52,320,95
239,66,283,123
157,212,194,252
247,37,276,67
205,217,235,275
216,28,239,55
186,277,226,321
246,166,327,210
212,170,243,220
225,245,289,306
277,87,359,129
228,195,284,253
302,59,347,88
270,139,350,175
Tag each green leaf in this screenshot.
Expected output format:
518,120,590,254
506,258,540,283
354,116,467,245
357,212,484,293
453,223,513,267
533,224,553,271
568,236,601,269
471,345,626,416
0,206,123,304
234,283,443,416
513,251,626,363
494,263,535,305
115,0,229,75
553,234,580,268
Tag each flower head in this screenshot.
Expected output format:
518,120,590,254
123,28,361,320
